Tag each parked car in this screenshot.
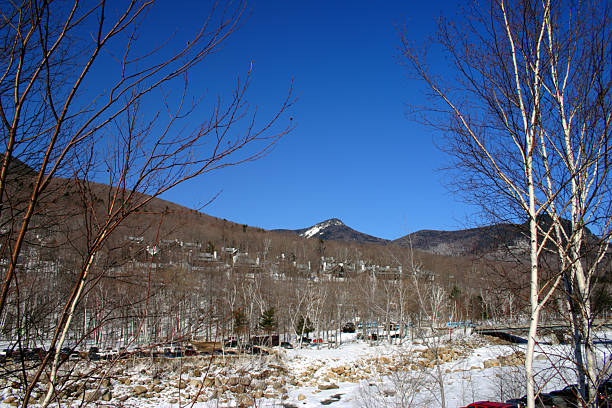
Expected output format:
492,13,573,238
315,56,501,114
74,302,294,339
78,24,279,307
118,347,129,359
385,322,399,331
461,401,516,408
170,342,184,357
598,378,611,407
548,384,580,407
88,347,100,361
224,339,239,348
69,352,81,361
101,347,118,360
506,393,560,407
341,322,356,333
59,347,73,361
184,345,197,356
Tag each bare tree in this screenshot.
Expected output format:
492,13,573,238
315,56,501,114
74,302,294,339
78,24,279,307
0,1,293,406
401,1,610,406
533,2,612,402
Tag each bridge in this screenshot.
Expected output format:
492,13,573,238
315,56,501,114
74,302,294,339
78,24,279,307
474,320,612,344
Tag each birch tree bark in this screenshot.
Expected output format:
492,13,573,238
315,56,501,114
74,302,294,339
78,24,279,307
399,1,612,406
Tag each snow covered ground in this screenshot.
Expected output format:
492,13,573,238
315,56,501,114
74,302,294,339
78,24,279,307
1,330,610,407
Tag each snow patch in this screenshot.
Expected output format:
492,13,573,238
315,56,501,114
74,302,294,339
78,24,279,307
300,218,344,239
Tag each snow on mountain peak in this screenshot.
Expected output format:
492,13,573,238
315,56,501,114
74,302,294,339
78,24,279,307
300,218,344,239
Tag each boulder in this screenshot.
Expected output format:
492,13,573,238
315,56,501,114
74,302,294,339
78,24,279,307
132,385,147,396
101,390,112,401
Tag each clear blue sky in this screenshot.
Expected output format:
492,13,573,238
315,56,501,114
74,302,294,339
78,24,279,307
150,0,477,240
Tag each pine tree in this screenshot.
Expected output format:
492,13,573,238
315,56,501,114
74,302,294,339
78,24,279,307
258,307,277,335
294,315,314,337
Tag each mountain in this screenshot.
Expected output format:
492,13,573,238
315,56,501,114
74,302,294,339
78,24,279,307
275,218,389,245
393,216,600,257
393,223,524,256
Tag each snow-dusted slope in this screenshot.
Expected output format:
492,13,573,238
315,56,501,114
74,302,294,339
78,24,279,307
276,218,388,244
300,218,345,239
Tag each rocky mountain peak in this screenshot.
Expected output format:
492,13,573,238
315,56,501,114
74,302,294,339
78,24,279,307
300,218,345,239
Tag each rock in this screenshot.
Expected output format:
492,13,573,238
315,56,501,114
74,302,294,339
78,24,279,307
298,394,307,401
254,369,271,379
101,390,112,401
483,359,500,368
236,394,255,407
251,379,266,390
84,390,102,402
132,385,147,396
318,383,339,390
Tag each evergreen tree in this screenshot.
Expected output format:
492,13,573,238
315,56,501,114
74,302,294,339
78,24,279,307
294,315,314,337
258,307,277,335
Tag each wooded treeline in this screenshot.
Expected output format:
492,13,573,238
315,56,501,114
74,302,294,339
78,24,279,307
1,177,609,353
